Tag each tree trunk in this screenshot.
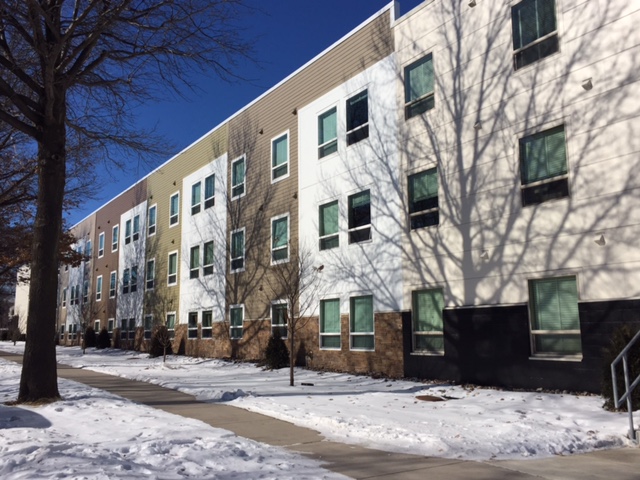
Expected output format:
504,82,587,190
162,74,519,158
289,327,295,387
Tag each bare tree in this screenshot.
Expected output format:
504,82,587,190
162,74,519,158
0,0,253,403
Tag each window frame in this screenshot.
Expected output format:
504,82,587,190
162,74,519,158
82,280,89,304
319,200,339,251
169,192,180,227
229,305,244,340
204,174,215,209
231,155,246,200
112,225,119,252
132,214,140,241
347,190,372,244
271,131,290,183
95,275,103,302
109,271,117,298
202,310,213,338
318,106,338,159
404,53,435,120
349,295,374,351
412,288,445,355
130,265,138,293
122,268,130,294
62,287,67,308
320,298,341,350
188,311,199,339
203,240,214,276
125,219,132,245
167,251,178,286
190,245,200,279
148,204,157,236
230,228,245,273
408,167,440,230
271,301,288,339
144,314,153,340
166,312,176,339
511,0,559,71
346,89,369,146
271,213,289,265
191,180,202,215
98,232,105,258
146,258,155,290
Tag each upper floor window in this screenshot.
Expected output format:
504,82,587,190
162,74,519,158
190,245,200,279
204,174,215,209
404,54,435,119
520,125,568,206
146,258,155,290
272,132,289,182
62,287,67,308
84,240,92,258
132,215,140,241
348,190,371,244
191,181,202,215
125,219,132,245
82,281,89,303
170,193,180,226
230,229,245,272
346,90,369,146
98,232,105,258
203,241,214,276
231,156,246,199
112,225,119,252
319,200,339,250
230,305,243,339
123,268,130,294
109,271,117,298
130,266,138,293
96,275,103,302
318,107,337,158
168,252,178,286
271,215,289,264
408,168,439,230
512,0,558,70
148,205,157,236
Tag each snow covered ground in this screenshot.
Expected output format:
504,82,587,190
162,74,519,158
1,342,636,472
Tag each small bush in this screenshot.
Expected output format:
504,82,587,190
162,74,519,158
96,328,111,349
84,327,97,348
264,333,289,370
149,325,173,359
0,330,9,341
602,324,640,411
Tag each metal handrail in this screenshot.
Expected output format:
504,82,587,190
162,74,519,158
611,328,640,443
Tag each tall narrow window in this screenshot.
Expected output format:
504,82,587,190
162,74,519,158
520,125,568,206
512,0,558,70
348,190,371,244
146,259,155,290
94,320,100,332
412,289,444,354
70,286,76,306
98,232,105,258
320,298,341,349
190,245,200,279
82,281,89,303
202,310,213,338
62,287,67,308
188,312,198,339
204,174,215,209
529,276,581,355
148,205,157,236
166,312,176,338
271,215,289,263
346,90,369,145
112,225,119,252
408,168,439,229
170,193,179,226
230,306,243,339
130,266,138,293
109,271,117,298
85,240,92,258
318,107,337,158
128,318,136,340
203,241,214,276
125,219,132,245
96,275,103,302
350,295,374,350
231,157,245,199
230,229,245,272
271,302,288,339
122,268,130,294
191,181,202,215
132,215,140,241
144,315,153,339
404,54,435,119
319,201,339,250
271,133,289,181
168,252,178,285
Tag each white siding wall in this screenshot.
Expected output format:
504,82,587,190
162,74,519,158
117,201,147,325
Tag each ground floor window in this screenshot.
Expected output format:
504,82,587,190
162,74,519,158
320,298,341,349
166,312,176,339
412,289,444,354
271,302,288,339
230,306,243,339
202,310,213,338
128,318,136,340
350,295,374,350
144,315,153,339
188,312,198,339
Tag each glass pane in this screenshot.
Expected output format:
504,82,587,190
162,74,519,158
188,312,198,328
319,201,339,236
125,220,131,237
319,108,337,145
413,289,444,333
146,260,154,281
190,246,199,269
272,217,288,249
512,0,556,50
351,296,373,333
409,169,438,213
191,182,201,206
170,194,179,216
272,304,287,326
99,234,104,250
405,54,434,103
347,90,368,132
414,335,444,353
535,333,581,354
202,311,212,328
232,159,245,186
169,254,177,274
352,335,374,349
531,276,579,331
204,241,214,265
321,335,341,349
321,299,340,333
521,126,566,184
272,134,288,167
232,231,244,258
149,206,156,226
166,314,175,329
230,308,243,327
348,191,370,229
205,175,215,199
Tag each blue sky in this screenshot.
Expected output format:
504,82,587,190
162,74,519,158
67,0,424,226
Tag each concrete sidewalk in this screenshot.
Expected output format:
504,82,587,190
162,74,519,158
1,351,638,479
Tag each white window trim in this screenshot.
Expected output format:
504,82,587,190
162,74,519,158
317,105,339,160
201,309,213,338
271,300,289,339
95,275,103,302
146,258,155,291
189,244,200,280
229,304,244,340
98,232,105,258
346,88,369,146
132,214,140,242
188,311,199,340
108,318,115,333
231,155,246,200
349,295,375,352
318,198,340,251
166,311,176,339
169,191,180,227
125,218,132,245
148,204,157,237
109,271,117,298
203,240,214,276
167,250,178,286
230,227,246,273
347,189,373,245
204,173,215,209
411,288,445,356
112,224,119,252
270,130,290,184
191,180,202,216
319,297,341,351
270,213,290,265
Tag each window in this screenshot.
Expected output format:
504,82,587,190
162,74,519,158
62,288,67,308
529,276,581,355
203,241,214,276
271,132,289,181
94,320,100,332
271,302,288,339
170,192,179,226
230,306,243,339
271,215,289,263
128,318,136,340
148,205,157,236
168,252,178,285
191,181,201,215
319,201,339,250
109,271,117,298
230,229,245,272
146,259,155,290
318,107,337,158
350,295,374,350
144,315,153,339
98,232,105,258
60,324,65,341
188,312,198,339
130,266,138,293
112,225,119,252
204,174,215,209
320,299,341,349
71,323,78,340
120,319,127,340
408,168,439,229
404,54,435,119
108,318,114,334
512,0,558,70
123,268,130,294
82,281,89,304
125,219,132,245
412,289,444,354
231,156,245,199
96,275,103,302
85,240,92,258
348,190,371,244
520,125,568,206
190,245,200,279
166,312,176,339
132,215,140,241
202,310,213,338
346,90,369,145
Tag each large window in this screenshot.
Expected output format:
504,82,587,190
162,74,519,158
133,215,140,241
125,219,132,245
191,181,202,215
112,225,119,252
230,306,243,339
204,174,215,209
271,302,288,339
96,275,103,302
170,192,179,226
318,107,337,158
271,132,289,181
203,241,214,276
404,54,435,119
512,0,558,70
168,252,178,286
529,276,581,356
190,245,200,279
408,168,439,229
271,215,289,263
202,310,213,338
520,125,568,206
319,201,339,250
166,312,176,339
109,271,117,298
230,229,245,272
350,295,374,350
346,90,369,146
98,232,105,258
148,205,157,236
412,289,444,354
320,298,341,349
348,190,371,244
146,259,155,290
188,312,198,339
232,156,246,199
